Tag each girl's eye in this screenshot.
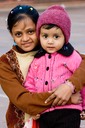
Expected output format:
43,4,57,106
27,30,35,35
15,32,22,37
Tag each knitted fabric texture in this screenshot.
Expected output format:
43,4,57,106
36,5,71,43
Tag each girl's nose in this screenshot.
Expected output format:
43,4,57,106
22,34,30,41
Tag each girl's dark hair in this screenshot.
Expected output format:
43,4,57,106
7,5,39,32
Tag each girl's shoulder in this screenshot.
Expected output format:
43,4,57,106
0,53,8,64
0,48,15,64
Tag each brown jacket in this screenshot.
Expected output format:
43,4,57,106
0,46,85,127
0,47,53,128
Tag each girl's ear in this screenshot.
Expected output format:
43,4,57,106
13,42,17,46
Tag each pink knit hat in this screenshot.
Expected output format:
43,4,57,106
36,5,71,43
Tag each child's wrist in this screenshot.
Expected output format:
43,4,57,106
65,80,75,93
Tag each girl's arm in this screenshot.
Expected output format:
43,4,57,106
69,54,85,91
0,58,53,115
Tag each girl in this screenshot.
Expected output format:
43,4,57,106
0,5,49,127
0,4,85,128
24,5,85,128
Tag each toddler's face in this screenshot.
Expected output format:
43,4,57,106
11,17,38,52
40,26,65,53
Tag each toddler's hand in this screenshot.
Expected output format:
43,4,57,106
80,110,85,120
71,91,82,104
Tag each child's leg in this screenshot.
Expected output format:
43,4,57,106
39,109,81,128
56,109,81,128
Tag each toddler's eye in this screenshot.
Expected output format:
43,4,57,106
43,34,48,38
54,35,59,39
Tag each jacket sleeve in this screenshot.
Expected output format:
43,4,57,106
0,58,53,115
69,54,85,91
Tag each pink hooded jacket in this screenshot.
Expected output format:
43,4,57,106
24,50,85,113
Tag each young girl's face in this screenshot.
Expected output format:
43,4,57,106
40,26,65,53
11,17,38,52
